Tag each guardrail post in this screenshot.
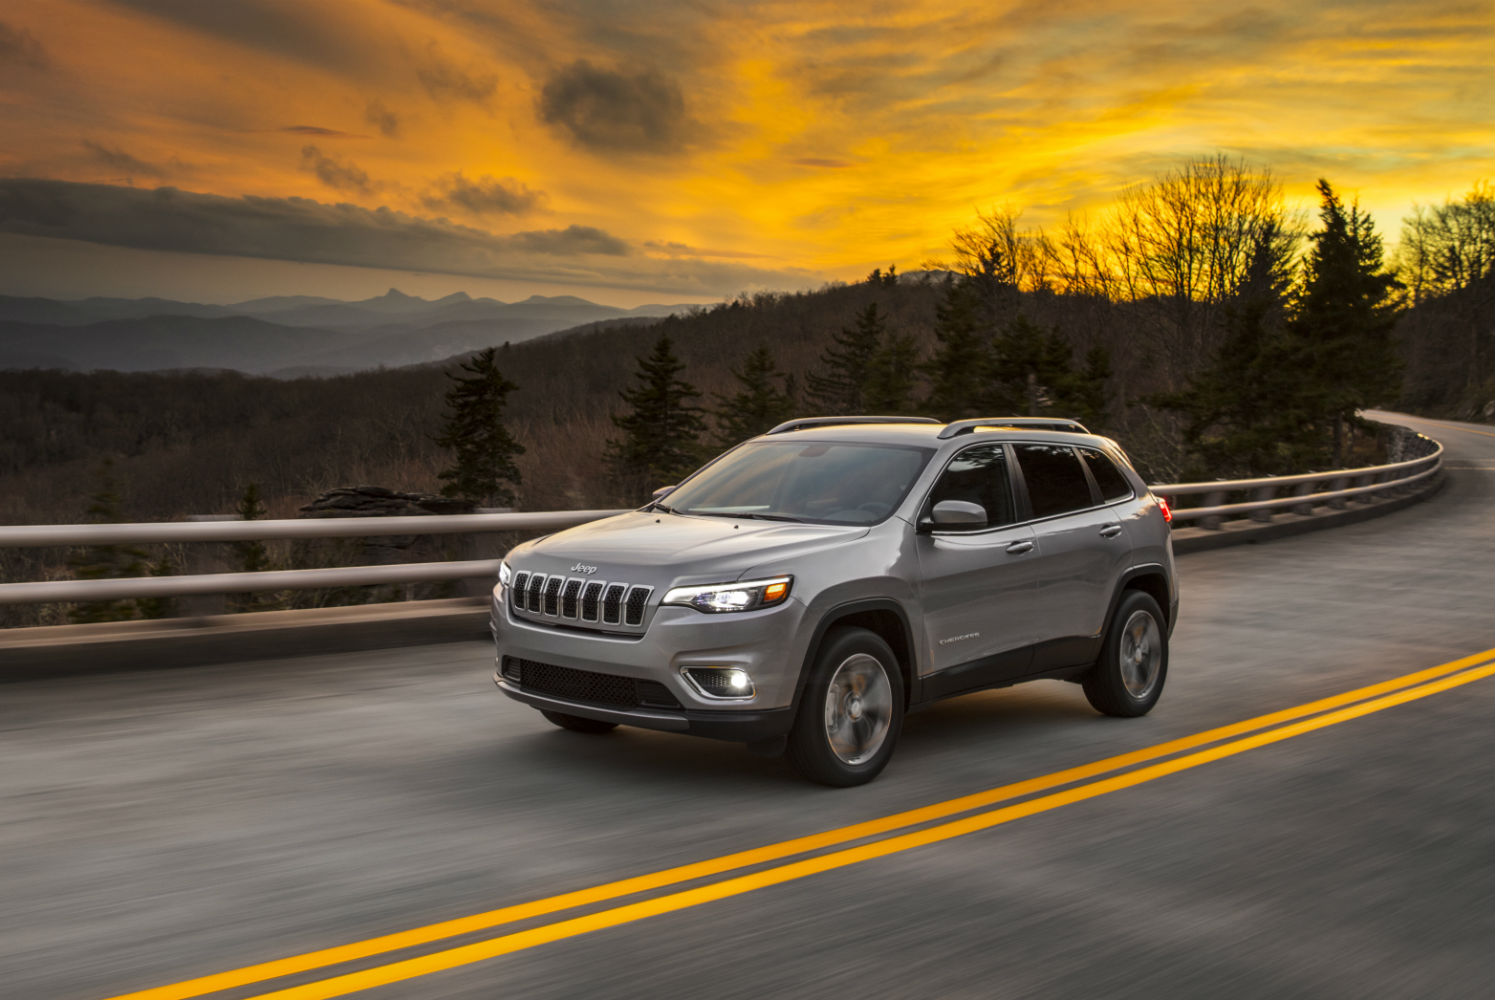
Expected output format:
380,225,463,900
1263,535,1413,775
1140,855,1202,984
1250,485,1276,522
1202,490,1227,530
1327,477,1350,509
1292,482,1316,516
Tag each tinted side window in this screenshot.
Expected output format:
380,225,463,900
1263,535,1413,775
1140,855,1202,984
928,444,1015,527
1079,447,1133,502
1015,444,1094,518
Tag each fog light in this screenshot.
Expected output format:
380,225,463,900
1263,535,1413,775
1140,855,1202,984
682,666,755,699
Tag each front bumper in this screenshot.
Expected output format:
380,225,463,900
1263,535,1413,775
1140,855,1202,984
490,587,808,741
493,674,795,742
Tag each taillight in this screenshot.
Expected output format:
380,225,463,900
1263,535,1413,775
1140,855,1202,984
1158,497,1172,523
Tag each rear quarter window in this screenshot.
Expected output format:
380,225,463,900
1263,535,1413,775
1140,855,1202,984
1015,443,1094,518
1079,447,1134,502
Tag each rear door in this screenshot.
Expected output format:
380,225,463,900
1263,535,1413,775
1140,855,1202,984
1012,442,1127,670
915,443,1038,689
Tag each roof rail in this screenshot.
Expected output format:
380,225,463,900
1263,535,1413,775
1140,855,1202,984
937,417,1089,439
766,415,941,435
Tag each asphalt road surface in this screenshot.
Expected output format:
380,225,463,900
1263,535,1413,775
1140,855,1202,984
3,412,1491,1000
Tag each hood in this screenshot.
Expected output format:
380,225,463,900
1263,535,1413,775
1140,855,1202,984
509,510,867,585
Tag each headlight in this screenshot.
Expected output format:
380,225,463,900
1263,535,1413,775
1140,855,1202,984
498,561,513,587
662,576,792,614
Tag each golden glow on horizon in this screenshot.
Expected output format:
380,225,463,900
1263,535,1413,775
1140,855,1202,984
0,0,1490,300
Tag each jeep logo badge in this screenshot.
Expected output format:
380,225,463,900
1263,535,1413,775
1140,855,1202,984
570,563,599,575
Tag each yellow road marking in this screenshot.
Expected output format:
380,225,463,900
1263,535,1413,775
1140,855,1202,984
106,649,1495,1000
244,662,1495,1000
1412,417,1495,439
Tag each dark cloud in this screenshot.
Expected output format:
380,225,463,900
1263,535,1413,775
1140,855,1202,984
510,225,627,256
0,20,49,69
538,60,691,153
82,141,170,180
281,125,359,137
0,179,813,295
792,158,852,169
100,0,382,76
299,146,377,194
365,99,400,138
422,173,543,216
416,42,497,106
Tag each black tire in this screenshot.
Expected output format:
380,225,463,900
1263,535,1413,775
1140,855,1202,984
1083,590,1168,717
788,627,905,787
541,710,618,734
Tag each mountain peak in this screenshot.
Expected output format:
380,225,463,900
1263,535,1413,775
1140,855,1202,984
381,288,416,301
433,291,471,304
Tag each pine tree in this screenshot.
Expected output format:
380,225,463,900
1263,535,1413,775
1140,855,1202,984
712,345,795,445
135,558,178,620
863,331,921,414
989,314,1077,415
805,302,887,413
435,347,525,507
226,482,283,613
67,459,147,624
1156,224,1311,475
605,333,708,494
1292,179,1402,463
921,279,990,419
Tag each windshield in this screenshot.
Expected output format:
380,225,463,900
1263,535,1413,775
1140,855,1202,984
662,441,935,525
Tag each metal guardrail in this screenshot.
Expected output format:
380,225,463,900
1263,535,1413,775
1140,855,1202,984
0,433,1443,607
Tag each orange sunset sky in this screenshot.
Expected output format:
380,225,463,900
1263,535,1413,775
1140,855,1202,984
0,0,1490,305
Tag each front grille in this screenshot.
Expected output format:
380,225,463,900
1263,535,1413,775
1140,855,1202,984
510,571,653,632
502,657,682,710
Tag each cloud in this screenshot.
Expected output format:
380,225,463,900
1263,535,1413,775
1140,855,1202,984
422,172,543,216
365,99,400,138
0,20,48,69
82,141,170,180
538,60,691,153
510,225,626,255
0,179,812,296
281,125,360,137
416,42,497,106
299,146,377,194
792,158,852,169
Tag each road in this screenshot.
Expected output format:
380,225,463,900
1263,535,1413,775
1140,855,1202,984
2,412,1491,1000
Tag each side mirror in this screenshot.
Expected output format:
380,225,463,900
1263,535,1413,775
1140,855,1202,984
651,485,676,501
921,499,988,531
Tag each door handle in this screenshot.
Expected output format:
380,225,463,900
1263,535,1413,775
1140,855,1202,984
1005,540,1034,554
1099,525,1122,539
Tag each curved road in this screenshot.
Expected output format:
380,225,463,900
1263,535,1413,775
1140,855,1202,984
3,412,1491,999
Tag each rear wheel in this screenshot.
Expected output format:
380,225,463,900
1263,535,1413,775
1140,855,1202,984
541,710,618,734
788,627,904,786
1083,590,1168,717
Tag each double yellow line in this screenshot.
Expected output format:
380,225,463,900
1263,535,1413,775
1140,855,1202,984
110,649,1495,1000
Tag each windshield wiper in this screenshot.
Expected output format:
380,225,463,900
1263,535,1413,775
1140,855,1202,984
646,501,674,514
738,512,804,523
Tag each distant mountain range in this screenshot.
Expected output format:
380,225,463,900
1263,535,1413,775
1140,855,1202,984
0,289,697,376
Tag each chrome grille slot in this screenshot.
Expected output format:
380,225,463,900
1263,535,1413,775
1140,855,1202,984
525,573,546,612
560,578,583,618
602,583,626,625
510,572,530,610
624,586,652,626
542,577,563,616
580,581,604,622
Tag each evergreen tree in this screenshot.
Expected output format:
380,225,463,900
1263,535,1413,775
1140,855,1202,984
226,482,284,613
989,314,1079,415
435,347,525,507
863,331,921,414
605,333,709,494
1156,224,1311,475
805,302,887,413
712,345,795,445
67,459,147,624
1292,179,1402,463
921,279,990,419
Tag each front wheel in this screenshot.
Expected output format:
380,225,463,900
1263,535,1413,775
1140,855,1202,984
541,710,618,734
1083,590,1168,717
788,628,904,786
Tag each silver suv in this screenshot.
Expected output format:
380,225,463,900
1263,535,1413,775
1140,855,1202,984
492,416,1178,785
